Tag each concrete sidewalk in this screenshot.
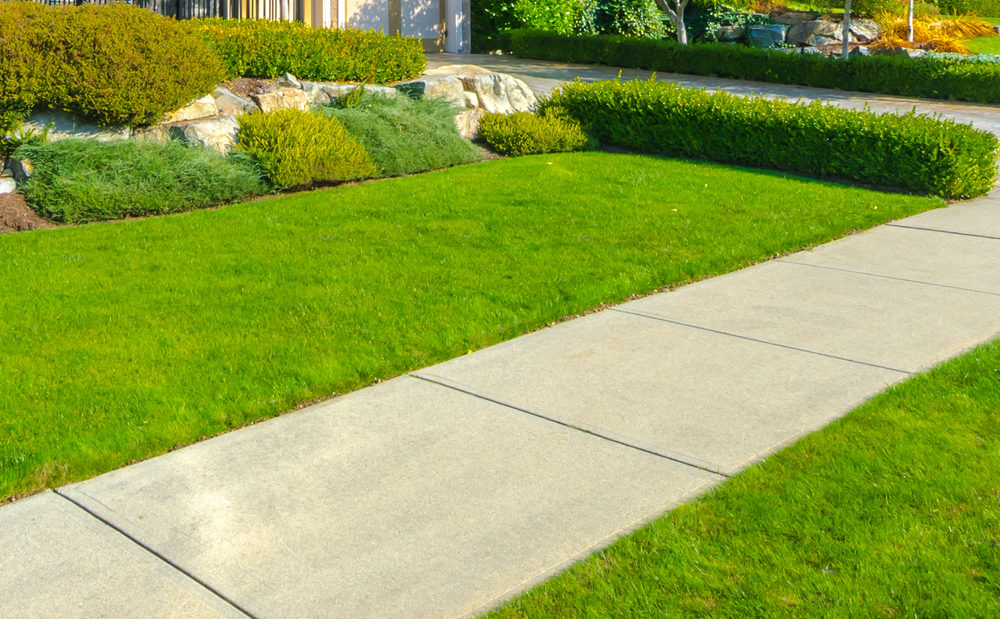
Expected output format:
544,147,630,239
3,191,999,617
425,53,1000,139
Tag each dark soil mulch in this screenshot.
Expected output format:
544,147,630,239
0,192,53,234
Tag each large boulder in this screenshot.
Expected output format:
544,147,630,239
22,109,133,142
849,18,881,43
771,10,819,25
0,176,15,195
169,117,240,155
714,25,745,42
161,95,218,124
454,108,485,139
251,87,310,113
747,24,788,48
786,20,844,46
395,76,469,108
421,64,537,113
212,87,259,117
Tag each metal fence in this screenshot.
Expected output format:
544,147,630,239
22,0,263,20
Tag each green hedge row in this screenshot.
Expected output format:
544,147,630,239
189,19,426,83
0,2,225,131
509,29,1000,105
540,79,999,198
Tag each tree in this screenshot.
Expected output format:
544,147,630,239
907,0,915,42
654,0,690,45
841,0,852,58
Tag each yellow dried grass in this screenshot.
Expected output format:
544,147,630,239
872,12,995,53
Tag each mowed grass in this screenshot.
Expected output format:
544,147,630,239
0,152,942,501
965,33,1000,54
490,338,1000,617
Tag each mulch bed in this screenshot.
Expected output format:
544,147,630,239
221,77,280,99
0,192,53,234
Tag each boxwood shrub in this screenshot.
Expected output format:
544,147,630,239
0,2,225,131
189,19,426,83
236,109,378,188
509,29,1000,105
16,139,267,223
540,79,999,198
478,111,588,156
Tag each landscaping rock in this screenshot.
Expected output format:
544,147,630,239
299,82,331,104
786,20,844,46
874,46,927,58
501,74,536,112
463,92,479,109
422,64,537,113
317,83,397,101
747,24,788,47
454,108,485,139
212,87,259,117
771,10,819,25
22,109,132,142
277,72,301,89
993,25,1000,34
162,95,218,124
396,76,467,107
0,176,15,195
169,117,240,155
849,18,881,43
252,87,310,113
849,45,872,57
133,124,172,144
714,25,745,42
463,74,515,114
10,158,33,182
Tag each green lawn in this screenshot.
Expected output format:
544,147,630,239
965,33,1000,54
0,152,942,502
490,337,1000,617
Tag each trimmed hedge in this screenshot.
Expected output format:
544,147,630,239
236,109,378,188
16,139,267,223
189,19,426,83
539,79,999,198
937,0,1000,16
321,95,480,176
509,29,1000,105
478,111,588,156
0,2,225,131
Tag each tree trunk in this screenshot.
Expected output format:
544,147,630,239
841,0,852,59
907,0,915,42
654,0,689,45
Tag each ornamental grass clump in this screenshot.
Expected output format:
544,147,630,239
16,139,267,223
236,109,378,188
541,79,999,198
477,111,588,156
321,95,480,176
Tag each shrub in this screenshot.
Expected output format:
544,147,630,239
189,19,425,83
320,96,479,176
0,2,225,130
937,0,1000,17
236,109,378,188
508,29,1000,104
540,79,999,198
16,139,267,223
478,111,588,156
472,0,585,52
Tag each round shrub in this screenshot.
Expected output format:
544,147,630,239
0,2,226,130
478,111,588,156
236,109,378,188
189,19,426,83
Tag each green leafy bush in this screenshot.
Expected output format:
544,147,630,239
236,109,378,188
472,0,586,51
509,29,1000,104
478,111,588,156
936,0,1000,16
189,19,425,83
321,96,479,176
16,139,267,223
0,2,225,130
540,79,999,198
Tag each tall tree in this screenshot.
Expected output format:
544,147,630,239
654,0,690,44
907,0,915,41
841,0,852,58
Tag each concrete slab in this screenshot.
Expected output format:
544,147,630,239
621,261,1000,373
888,196,1000,239
780,225,1000,295
415,310,905,476
60,377,716,619
0,492,239,618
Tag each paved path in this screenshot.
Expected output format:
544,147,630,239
4,62,1000,618
426,53,1000,138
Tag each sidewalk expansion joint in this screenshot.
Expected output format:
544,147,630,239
610,308,914,376
410,373,730,479
886,222,1000,241
52,489,258,619
776,259,1000,298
